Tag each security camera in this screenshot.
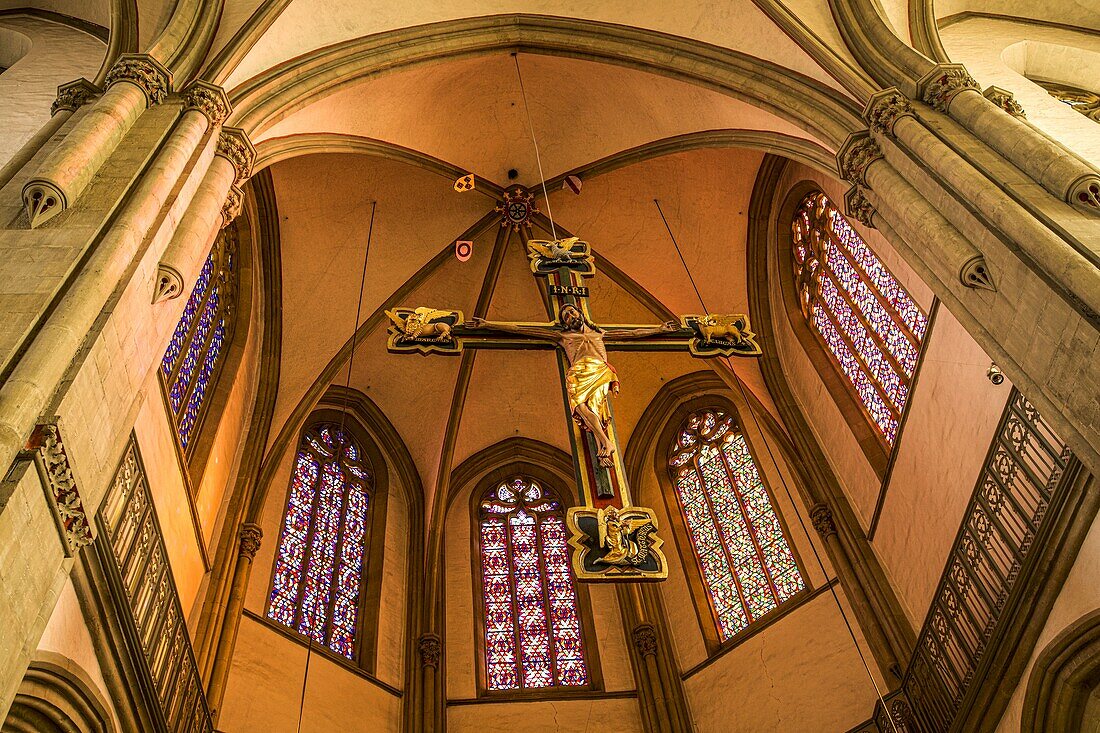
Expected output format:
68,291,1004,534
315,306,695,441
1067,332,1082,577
987,363,1005,385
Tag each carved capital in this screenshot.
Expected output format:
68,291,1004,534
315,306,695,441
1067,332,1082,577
221,185,244,225
104,54,172,106
51,78,100,116
26,422,94,555
810,504,837,539
239,523,263,560
183,81,231,127
843,185,876,228
960,255,996,291
982,86,1026,118
1067,174,1100,214
417,633,442,668
917,63,980,113
864,88,916,136
632,623,659,658
153,264,184,303
215,127,256,186
836,133,883,188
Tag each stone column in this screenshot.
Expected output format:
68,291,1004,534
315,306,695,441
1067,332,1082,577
811,504,903,681
631,623,675,733
22,54,172,228
417,633,442,733
917,64,1100,214
0,79,100,192
206,522,262,720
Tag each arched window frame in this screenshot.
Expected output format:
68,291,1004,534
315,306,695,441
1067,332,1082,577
655,397,811,654
263,411,389,671
159,226,239,457
778,185,932,475
470,466,604,698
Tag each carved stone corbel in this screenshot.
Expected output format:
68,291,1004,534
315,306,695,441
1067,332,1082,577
917,63,980,113
417,634,442,668
238,523,263,560
153,263,184,303
844,185,876,228
26,422,94,555
631,623,659,658
959,255,997,291
221,184,244,226
51,78,101,116
810,504,837,539
837,133,884,188
183,81,232,129
864,88,916,137
982,86,1026,118
104,53,172,106
215,127,256,187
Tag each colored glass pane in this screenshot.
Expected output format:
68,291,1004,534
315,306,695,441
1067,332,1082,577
266,423,373,659
160,231,237,450
478,477,588,691
668,410,805,641
792,192,926,445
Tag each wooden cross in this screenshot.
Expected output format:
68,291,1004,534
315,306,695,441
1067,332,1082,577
386,232,761,582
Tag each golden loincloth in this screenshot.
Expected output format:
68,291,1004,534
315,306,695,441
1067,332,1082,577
565,357,619,427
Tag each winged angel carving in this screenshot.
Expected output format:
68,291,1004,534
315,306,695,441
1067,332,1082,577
596,506,657,566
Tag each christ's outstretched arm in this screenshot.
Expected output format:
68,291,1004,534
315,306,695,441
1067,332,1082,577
464,317,561,342
602,321,680,341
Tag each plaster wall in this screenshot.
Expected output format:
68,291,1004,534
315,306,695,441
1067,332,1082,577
935,0,1100,33
940,17,1100,163
447,696,641,732
0,15,104,167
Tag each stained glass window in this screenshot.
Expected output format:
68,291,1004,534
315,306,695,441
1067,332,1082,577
267,423,374,659
161,228,236,450
478,477,588,691
792,192,927,444
1031,79,1100,123
668,409,805,641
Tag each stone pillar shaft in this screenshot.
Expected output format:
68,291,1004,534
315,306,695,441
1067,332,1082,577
206,523,261,720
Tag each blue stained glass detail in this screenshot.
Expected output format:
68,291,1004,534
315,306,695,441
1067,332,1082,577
169,286,219,413
162,254,214,376
177,321,225,447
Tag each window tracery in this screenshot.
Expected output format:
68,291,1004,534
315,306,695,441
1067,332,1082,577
477,477,588,691
267,423,374,660
791,192,927,444
667,409,805,641
160,229,236,449
1032,79,1100,123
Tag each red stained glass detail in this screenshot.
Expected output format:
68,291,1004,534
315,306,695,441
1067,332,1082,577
479,478,588,690
266,423,373,659
668,410,805,640
792,193,926,445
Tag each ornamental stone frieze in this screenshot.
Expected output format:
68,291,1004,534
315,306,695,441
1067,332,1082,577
417,634,442,668
104,54,173,106
864,88,916,137
843,186,876,229
215,127,256,187
917,63,980,113
51,78,101,116
183,81,232,128
982,87,1026,119
239,523,263,559
836,133,883,188
810,504,837,539
27,422,94,555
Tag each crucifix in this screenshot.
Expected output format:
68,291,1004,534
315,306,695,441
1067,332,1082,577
386,206,762,581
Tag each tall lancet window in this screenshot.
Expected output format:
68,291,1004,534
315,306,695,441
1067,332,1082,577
477,477,588,691
160,230,236,449
668,409,805,641
792,192,927,444
267,423,373,659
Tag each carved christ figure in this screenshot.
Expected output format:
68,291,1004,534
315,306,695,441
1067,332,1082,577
467,304,676,467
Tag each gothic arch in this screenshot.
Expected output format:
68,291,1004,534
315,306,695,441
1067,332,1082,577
2,656,115,733
219,14,865,148
1022,610,1100,733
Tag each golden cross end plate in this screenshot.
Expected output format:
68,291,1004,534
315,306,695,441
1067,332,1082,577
385,307,465,355
680,313,762,357
526,237,596,277
565,505,667,582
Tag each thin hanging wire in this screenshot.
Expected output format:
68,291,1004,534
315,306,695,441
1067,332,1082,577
295,201,377,733
653,199,900,733
512,53,557,241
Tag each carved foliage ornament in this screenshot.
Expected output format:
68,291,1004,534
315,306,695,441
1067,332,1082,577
864,88,916,137
632,623,659,658
837,133,883,188
51,78,100,116
27,422,94,555
104,54,172,106
844,185,876,228
918,63,980,113
222,185,244,226
215,127,256,186
417,634,442,668
810,504,837,539
982,86,1026,119
239,523,263,559
183,81,231,128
